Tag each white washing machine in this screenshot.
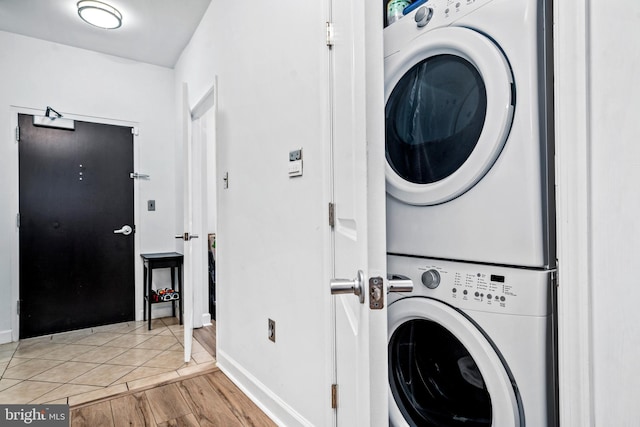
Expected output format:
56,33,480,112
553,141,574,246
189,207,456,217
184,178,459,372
387,254,557,426
384,0,555,268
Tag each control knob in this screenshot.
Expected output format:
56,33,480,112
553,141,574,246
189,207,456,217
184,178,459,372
414,7,434,28
421,269,441,289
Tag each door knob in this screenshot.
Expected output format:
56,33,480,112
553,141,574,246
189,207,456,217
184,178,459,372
330,270,365,303
113,225,133,235
175,232,199,241
387,275,414,293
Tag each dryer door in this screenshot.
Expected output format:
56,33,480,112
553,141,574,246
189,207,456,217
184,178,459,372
388,297,521,427
385,27,514,205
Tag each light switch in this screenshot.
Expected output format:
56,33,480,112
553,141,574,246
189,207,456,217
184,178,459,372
289,149,303,178
288,160,303,177
148,200,156,211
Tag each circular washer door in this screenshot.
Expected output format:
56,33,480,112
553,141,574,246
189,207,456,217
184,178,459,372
385,26,514,205
388,297,521,427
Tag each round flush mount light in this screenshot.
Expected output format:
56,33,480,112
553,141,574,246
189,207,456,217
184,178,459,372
77,1,122,29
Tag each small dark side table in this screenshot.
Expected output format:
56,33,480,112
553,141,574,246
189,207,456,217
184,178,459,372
141,252,183,330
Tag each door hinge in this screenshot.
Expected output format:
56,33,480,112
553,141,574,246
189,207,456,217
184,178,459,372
15,126,20,142
331,384,338,409
326,22,334,48
328,202,335,227
552,268,558,287
17,300,20,315
16,213,20,228
131,127,139,136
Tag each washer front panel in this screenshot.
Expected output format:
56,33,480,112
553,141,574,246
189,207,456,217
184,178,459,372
388,297,521,427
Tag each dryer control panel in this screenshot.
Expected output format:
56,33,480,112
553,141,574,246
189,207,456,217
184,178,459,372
384,0,499,58
388,254,554,316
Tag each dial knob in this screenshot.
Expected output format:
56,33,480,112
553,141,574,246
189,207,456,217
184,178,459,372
415,7,434,27
421,269,441,289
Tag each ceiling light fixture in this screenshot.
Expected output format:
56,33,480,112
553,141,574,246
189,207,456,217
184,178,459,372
77,1,122,30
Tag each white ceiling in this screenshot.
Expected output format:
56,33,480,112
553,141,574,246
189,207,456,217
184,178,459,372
0,0,211,68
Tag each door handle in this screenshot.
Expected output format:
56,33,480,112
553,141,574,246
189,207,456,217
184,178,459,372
175,232,199,241
387,275,414,293
113,225,133,235
330,270,365,303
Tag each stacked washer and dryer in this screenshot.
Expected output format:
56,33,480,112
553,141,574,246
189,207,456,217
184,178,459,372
383,0,557,426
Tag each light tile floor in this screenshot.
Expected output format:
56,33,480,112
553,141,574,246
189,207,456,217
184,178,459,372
0,317,216,406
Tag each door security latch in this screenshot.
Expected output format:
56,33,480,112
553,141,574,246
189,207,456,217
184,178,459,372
369,277,384,310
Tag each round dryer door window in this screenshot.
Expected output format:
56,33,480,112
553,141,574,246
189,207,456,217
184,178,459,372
385,27,514,205
388,298,522,427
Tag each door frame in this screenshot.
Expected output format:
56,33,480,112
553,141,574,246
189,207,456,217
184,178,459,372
9,106,142,341
553,0,594,425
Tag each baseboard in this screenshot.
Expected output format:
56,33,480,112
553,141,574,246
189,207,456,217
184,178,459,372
217,349,314,427
0,329,13,345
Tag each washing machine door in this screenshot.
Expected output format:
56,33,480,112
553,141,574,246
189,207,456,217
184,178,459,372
388,297,522,427
385,27,514,205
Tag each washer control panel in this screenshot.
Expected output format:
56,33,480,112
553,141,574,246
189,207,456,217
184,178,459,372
388,254,553,316
447,269,511,307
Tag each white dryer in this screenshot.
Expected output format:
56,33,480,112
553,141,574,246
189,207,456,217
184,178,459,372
387,254,557,426
384,0,555,268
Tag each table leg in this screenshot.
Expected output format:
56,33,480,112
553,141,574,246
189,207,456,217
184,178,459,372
178,264,183,325
170,267,176,318
148,265,153,331
143,264,147,321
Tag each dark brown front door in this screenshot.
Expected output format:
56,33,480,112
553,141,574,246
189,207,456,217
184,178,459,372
18,114,135,338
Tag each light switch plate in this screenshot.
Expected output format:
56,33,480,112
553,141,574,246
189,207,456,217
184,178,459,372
288,159,303,177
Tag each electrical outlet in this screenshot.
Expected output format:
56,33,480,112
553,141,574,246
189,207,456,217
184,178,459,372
268,318,276,342
147,200,155,211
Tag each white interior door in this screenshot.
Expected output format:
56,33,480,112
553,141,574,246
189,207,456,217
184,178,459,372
179,83,195,362
190,85,216,330
181,83,216,363
329,0,388,425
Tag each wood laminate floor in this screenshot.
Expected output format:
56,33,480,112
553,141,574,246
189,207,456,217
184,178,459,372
193,323,216,358
70,369,275,427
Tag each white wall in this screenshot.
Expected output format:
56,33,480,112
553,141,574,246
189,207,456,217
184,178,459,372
174,1,334,425
0,31,177,340
589,2,640,424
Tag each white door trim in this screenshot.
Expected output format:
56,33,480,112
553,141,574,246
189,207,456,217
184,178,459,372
553,1,595,426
